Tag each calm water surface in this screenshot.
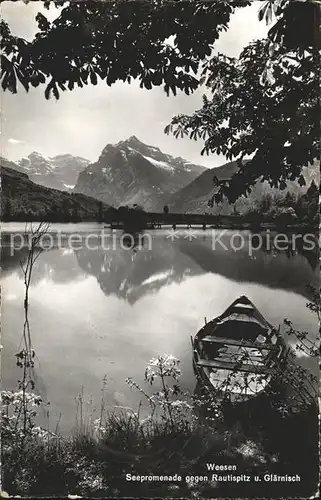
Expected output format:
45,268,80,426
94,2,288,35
1,223,319,433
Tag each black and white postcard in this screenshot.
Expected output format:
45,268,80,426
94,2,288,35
1,0,320,498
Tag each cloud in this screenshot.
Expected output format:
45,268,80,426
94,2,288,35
8,138,26,145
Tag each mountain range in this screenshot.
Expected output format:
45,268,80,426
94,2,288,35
2,137,319,217
74,136,206,211
15,152,90,191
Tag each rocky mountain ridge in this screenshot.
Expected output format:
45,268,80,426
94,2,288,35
17,152,90,191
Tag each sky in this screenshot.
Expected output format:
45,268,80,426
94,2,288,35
0,1,269,167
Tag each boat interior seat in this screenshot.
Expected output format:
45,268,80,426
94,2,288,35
196,358,274,375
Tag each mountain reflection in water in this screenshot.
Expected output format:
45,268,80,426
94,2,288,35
73,232,318,303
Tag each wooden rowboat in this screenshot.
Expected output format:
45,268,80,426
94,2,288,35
192,296,288,403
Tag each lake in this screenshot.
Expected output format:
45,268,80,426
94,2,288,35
1,223,319,433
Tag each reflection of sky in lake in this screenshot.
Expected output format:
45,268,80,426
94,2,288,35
1,225,319,432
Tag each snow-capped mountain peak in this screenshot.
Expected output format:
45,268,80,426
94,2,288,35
102,136,205,177
74,137,207,211
17,152,90,191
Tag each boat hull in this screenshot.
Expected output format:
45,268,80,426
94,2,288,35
192,296,288,404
